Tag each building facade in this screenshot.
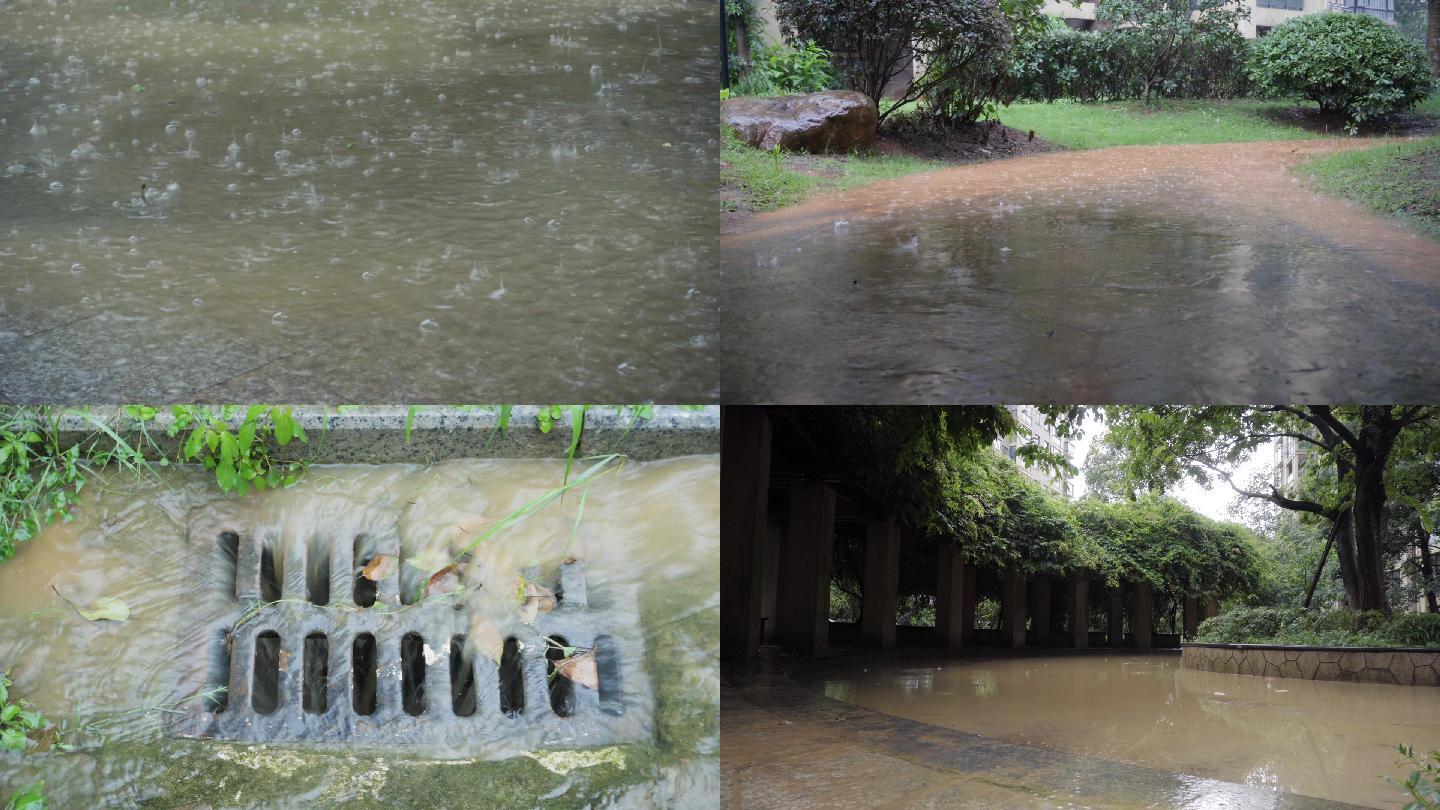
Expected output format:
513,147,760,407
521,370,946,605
994,405,1075,498
1046,0,1394,37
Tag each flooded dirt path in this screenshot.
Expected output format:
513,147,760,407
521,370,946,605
721,140,1440,403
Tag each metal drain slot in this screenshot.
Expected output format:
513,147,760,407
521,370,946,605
353,633,378,716
545,636,575,718
304,633,328,714
401,633,427,716
450,636,476,717
353,534,377,608
306,539,330,606
171,511,651,750
499,637,525,717
259,544,282,603
253,631,281,714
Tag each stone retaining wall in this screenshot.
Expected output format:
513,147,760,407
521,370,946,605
1182,643,1440,686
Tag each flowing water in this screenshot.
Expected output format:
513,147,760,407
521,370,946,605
0,455,718,807
722,140,1440,403
0,0,717,402
809,653,1440,808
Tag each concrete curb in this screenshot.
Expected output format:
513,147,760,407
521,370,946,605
50,405,718,463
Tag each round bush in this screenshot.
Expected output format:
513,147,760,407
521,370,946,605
1247,13,1434,127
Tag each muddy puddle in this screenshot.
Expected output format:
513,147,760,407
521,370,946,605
809,653,1440,807
0,0,717,402
0,455,718,807
722,140,1440,403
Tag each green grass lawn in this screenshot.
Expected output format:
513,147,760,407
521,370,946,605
1301,135,1440,239
721,131,942,213
994,98,1328,149
723,96,1440,213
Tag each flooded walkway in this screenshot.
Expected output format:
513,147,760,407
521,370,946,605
721,140,1440,403
0,0,717,402
723,655,1356,809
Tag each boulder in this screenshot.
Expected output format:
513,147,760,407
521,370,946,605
722,90,877,154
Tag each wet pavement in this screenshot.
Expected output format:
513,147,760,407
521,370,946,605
0,0,717,403
721,140,1440,403
722,650,1382,809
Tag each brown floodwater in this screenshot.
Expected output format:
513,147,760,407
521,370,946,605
0,0,717,402
809,653,1440,808
0,455,718,807
721,140,1440,403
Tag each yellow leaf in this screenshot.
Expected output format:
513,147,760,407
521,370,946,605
77,596,130,622
361,554,396,581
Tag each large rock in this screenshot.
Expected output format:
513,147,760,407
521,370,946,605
722,90,877,154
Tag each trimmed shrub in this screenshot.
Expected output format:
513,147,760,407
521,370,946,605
1248,13,1435,128
1194,606,1440,648
1009,18,1251,103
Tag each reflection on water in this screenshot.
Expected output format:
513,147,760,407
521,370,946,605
0,0,717,401
722,140,1440,403
0,456,718,807
816,654,1440,807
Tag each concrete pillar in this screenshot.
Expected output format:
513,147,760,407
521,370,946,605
759,523,782,643
720,408,771,661
1182,595,1199,640
776,481,836,653
1132,582,1153,650
1001,568,1027,648
1028,574,1052,646
962,564,977,644
1108,587,1125,648
935,546,968,648
1070,578,1089,649
861,520,900,648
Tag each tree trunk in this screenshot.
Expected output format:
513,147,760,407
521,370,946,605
1429,0,1440,77
1331,508,1363,611
1420,531,1438,613
1349,421,1396,615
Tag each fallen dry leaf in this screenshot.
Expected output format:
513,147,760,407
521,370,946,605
426,564,462,596
562,555,578,565
555,653,598,690
520,582,556,624
361,554,396,581
30,727,59,753
469,616,504,663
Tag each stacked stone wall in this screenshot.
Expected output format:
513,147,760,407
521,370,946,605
1182,644,1440,686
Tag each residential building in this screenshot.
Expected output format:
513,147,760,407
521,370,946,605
994,405,1075,498
1046,0,1393,37
1273,434,1313,495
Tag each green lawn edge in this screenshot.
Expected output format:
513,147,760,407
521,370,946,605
1299,135,1440,241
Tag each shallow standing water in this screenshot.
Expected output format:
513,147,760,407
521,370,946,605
810,653,1440,808
722,140,1440,403
0,0,717,402
0,455,718,807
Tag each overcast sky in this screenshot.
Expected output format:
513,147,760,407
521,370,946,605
1067,411,1272,522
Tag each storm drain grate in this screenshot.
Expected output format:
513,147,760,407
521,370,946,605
167,506,649,750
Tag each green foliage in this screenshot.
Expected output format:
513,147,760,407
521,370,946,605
997,98,1319,149
922,24,1014,126
736,41,839,96
1248,13,1435,128
774,0,1016,124
1,407,148,564
1194,606,1440,648
1072,495,1266,598
1009,17,1250,103
725,0,767,83
1095,0,1249,102
168,406,307,495
1391,744,1440,810
4,781,44,810
0,674,63,755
